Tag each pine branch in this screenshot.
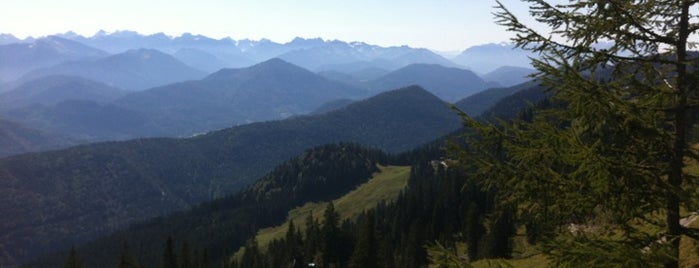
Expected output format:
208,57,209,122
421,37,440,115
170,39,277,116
495,0,677,65
607,1,676,45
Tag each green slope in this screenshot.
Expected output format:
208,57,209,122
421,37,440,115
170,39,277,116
234,165,410,259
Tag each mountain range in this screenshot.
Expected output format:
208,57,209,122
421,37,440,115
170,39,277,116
0,86,463,266
278,41,458,72
2,59,367,142
0,29,558,268
115,58,368,135
481,65,535,88
0,118,78,157
451,43,536,74
366,63,489,102
0,75,127,110
2,31,536,79
17,48,207,91
52,31,458,73
0,36,107,81
454,80,539,117
1,58,535,157
17,78,551,267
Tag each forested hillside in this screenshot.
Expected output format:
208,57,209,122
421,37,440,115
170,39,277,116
31,139,519,268
0,118,78,157
27,143,389,268
1,86,461,266
229,154,507,268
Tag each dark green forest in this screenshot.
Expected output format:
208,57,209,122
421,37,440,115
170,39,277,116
32,143,391,267
228,155,512,268
50,140,518,268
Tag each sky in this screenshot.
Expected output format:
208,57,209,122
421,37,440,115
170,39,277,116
0,0,537,52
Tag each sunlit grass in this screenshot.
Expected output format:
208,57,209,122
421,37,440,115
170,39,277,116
232,165,410,259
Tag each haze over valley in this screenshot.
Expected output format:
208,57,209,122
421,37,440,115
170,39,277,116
0,31,536,157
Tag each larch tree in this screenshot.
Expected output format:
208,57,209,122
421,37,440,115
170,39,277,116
449,0,699,267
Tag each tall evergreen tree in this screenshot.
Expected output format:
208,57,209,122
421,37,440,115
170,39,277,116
304,213,321,265
200,249,210,268
162,237,178,268
240,238,264,268
451,0,699,267
377,234,395,268
117,244,142,268
349,211,379,268
285,219,304,268
63,247,84,268
321,202,341,267
464,202,483,261
179,241,192,268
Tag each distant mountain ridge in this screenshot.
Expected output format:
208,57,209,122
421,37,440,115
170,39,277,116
3,59,368,143
0,75,127,110
0,36,108,81
18,48,206,91
0,32,543,158
0,33,21,45
482,66,536,88
113,58,368,136
0,118,78,157
278,41,456,72
0,32,545,81
173,48,237,72
50,31,459,73
454,80,539,117
367,63,488,102
451,43,536,74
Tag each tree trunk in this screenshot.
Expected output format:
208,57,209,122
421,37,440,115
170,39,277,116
665,2,691,268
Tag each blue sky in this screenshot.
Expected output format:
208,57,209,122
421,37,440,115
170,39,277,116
1,0,536,51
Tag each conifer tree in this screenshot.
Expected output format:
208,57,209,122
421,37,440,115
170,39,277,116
321,202,341,267
452,0,699,267
349,211,379,268
285,219,304,267
179,241,192,268
464,202,483,261
304,213,321,264
377,234,395,268
240,238,264,268
162,237,178,268
117,244,142,268
200,249,210,268
63,247,84,268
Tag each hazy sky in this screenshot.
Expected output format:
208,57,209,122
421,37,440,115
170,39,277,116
0,0,537,52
